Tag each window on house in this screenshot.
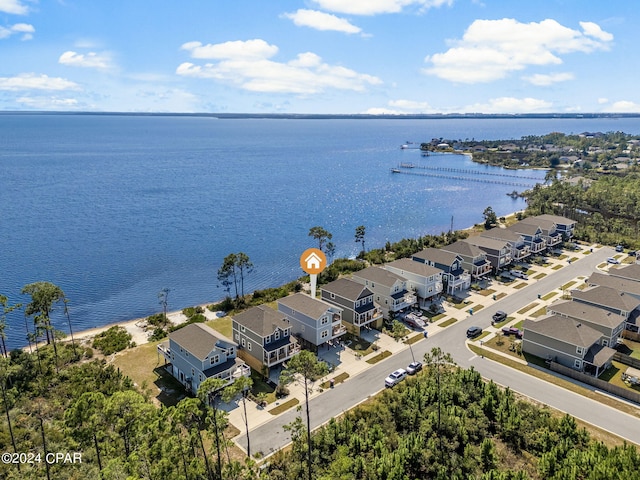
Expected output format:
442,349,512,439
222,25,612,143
371,283,374,288
284,329,289,336
576,346,584,355
199,374,202,382
241,326,246,332
265,336,270,344
210,355,219,365
191,368,195,376
330,293,335,299
248,342,252,351
235,333,239,340
275,330,280,340
241,338,246,347
229,348,234,356
355,300,360,307
321,317,329,325
574,359,581,369
321,330,328,338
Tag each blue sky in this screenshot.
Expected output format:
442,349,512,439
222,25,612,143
1,0,638,114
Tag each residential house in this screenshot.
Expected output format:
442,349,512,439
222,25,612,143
384,258,443,307
277,293,346,350
586,272,640,300
505,222,546,254
608,264,640,283
321,278,384,335
534,214,577,240
546,299,626,348
411,247,471,295
481,228,531,262
231,305,300,374
441,240,492,280
351,266,417,319
463,235,512,272
571,285,640,332
158,323,250,394
519,216,563,249
523,315,616,377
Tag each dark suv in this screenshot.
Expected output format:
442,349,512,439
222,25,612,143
492,311,507,323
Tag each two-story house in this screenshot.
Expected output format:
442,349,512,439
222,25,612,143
481,228,531,262
523,314,616,377
231,305,300,375
411,247,470,295
586,272,640,301
158,323,250,395
277,293,346,350
505,223,546,254
384,258,443,308
571,285,640,331
462,235,512,272
519,216,563,250
320,278,384,335
441,240,492,280
534,214,577,240
546,299,626,348
608,263,640,283
351,266,417,319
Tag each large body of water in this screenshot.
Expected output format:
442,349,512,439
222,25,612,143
2,114,640,349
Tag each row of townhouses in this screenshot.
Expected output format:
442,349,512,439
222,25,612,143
158,214,577,392
523,263,640,377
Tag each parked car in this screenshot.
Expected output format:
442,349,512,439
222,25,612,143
607,257,620,264
404,313,426,329
406,361,423,375
385,368,408,387
466,326,483,338
502,326,523,339
616,245,624,253
510,269,528,280
628,251,636,257
492,310,507,323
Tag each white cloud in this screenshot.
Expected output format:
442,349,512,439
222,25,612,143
16,96,80,109
0,73,80,91
0,0,28,15
59,51,112,70
0,22,34,40
364,99,434,114
597,97,608,104
283,9,362,34
425,18,613,83
523,72,574,86
607,100,640,113
464,97,552,113
177,39,382,94
181,39,278,60
311,0,452,15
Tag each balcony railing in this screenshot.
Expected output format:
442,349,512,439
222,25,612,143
331,324,347,338
264,343,301,366
392,293,417,311
355,308,383,326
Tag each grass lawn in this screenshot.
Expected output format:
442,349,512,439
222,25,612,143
582,250,592,255
558,254,568,260
552,264,563,270
268,398,299,415
534,272,547,280
438,318,457,328
320,372,349,389
540,291,557,301
477,289,496,297
570,257,579,262
492,316,515,328
483,334,524,360
512,282,527,290
404,333,424,345
517,303,538,315
453,301,471,310
366,350,392,365
424,312,446,322
495,292,507,300
343,332,376,356
561,280,577,290
206,316,233,338
531,307,548,318
474,331,491,341
513,320,524,330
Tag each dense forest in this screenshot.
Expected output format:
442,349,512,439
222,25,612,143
2,343,640,479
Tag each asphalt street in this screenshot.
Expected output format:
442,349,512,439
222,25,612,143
242,246,640,456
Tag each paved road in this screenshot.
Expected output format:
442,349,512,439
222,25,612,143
242,247,640,456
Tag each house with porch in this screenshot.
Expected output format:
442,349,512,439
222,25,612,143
519,216,563,250
441,240,492,280
505,222,546,254
586,272,640,301
546,299,626,348
321,278,384,335
522,315,616,377
277,293,346,350
463,236,512,273
571,285,640,332
411,247,470,295
534,214,577,240
158,323,250,395
481,228,531,262
384,258,443,308
351,266,417,319
231,305,300,375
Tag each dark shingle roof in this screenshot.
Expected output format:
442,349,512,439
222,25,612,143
232,305,290,338
534,214,576,226
385,257,442,277
571,285,640,312
608,264,640,282
278,293,339,319
321,278,371,302
352,266,405,288
412,247,459,265
170,323,230,361
464,236,509,252
524,315,602,347
586,272,640,297
442,240,485,258
481,228,523,243
547,299,625,329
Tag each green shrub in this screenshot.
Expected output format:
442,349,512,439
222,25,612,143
92,326,133,355
146,313,166,326
149,327,167,342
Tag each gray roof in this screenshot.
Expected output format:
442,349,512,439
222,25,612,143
481,228,523,243
352,266,406,288
277,293,339,319
571,285,640,312
534,214,576,226
584,343,616,368
608,263,640,282
169,323,233,361
232,305,290,338
412,247,460,266
463,235,510,252
547,299,626,329
586,272,640,297
441,240,485,259
506,222,541,236
519,216,555,233
321,277,372,302
524,315,603,347
385,257,442,277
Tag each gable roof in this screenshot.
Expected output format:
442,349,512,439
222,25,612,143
608,264,640,282
524,314,602,347
232,305,290,337
547,299,626,329
321,277,372,302
412,247,460,266
481,228,524,243
463,235,510,252
352,266,406,288
385,257,442,278
586,272,640,297
278,293,338,319
571,285,640,312
506,222,541,237
441,240,485,258
534,214,576,226
170,323,232,361
519,216,556,232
